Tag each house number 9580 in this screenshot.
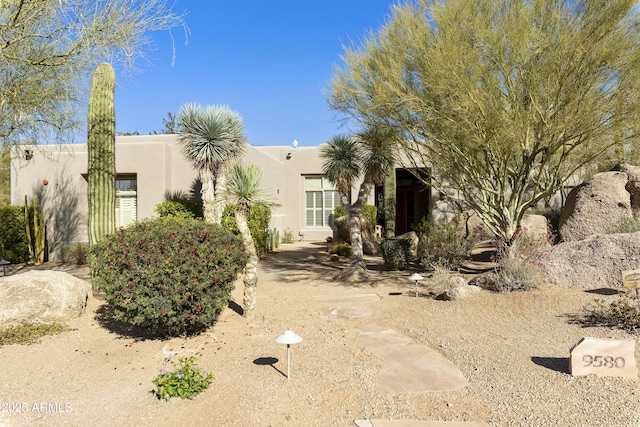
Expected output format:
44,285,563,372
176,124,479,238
582,355,625,368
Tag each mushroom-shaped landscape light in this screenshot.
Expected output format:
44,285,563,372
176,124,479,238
409,273,424,297
274,330,302,379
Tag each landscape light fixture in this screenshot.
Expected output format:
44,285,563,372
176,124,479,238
274,330,302,379
0,260,10,276
409,273,424,297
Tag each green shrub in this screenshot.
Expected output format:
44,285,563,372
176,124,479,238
582,296,640,332
362,205,377,233
381,238,412,270
154,200,195,219
153,355,214,401
222,204,271,259
330,243,352,257
62,243,90,265
164,191,203,218
90,217,247,337
0,205,28,263
334,205,347,218
417,215,472,270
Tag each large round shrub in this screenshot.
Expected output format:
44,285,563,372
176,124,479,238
90,217,248,337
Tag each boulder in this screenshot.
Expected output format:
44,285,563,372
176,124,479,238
0,270,90,326
434,277,481,301
536,232,640,289
613,163,640,214
559,171,632,242
333,216,382,256
520,214,549,243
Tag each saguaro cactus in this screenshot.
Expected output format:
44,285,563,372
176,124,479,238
24,195,45,265
87,62,116,246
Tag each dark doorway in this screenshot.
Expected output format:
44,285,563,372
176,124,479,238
375,168,430,236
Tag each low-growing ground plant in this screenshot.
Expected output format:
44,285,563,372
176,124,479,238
483,225,552,292
281,228,295,244
427,261,458,296
90,217,248,337
152,354,214,400
0,323,72,346
330,243,352,257
581,296,640,332
62,243,90,265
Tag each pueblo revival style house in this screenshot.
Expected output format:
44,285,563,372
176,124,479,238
11,135,433,261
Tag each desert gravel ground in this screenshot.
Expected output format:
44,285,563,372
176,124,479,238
0,242,639,427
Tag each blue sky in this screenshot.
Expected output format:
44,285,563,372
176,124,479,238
114,1,398,146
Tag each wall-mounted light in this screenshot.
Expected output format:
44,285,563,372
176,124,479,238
286,153,292,160
24,150,33,161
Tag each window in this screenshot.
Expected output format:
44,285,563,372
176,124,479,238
305,176,340,227
115,176,137,228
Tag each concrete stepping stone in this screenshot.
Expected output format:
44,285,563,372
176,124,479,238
374,345,468,393
320,306,372,320
356,325,413,347
354,420,490,427
314,293,380,304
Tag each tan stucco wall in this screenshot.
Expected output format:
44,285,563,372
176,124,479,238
11,135,353,260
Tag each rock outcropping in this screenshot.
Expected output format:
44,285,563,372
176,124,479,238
536,232,640,289
559,171,632,242
0,270,90,326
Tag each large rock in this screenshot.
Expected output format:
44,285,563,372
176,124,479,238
536,232,640,289
520,214,549,242
559,171,632,242
333,216,382,256
613,163,640,214
0,270,90,326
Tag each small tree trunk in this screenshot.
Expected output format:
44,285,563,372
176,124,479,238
348,206,365,268
201,168,217,223
213,165,228,225
236,205,258,318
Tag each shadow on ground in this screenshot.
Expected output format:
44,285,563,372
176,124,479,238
531,356,569,374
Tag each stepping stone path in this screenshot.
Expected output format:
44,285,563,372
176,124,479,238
354,420,490,427
356,324,468,394
314,284,485,426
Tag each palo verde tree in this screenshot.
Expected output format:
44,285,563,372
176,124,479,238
321,126,397,281
0,0,187,150
328,0,640,242
177,103,248,224
87,63,116,246
225,162,277,319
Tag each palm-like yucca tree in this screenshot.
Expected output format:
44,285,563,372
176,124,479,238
225,162,276,318
321,127,397,278
176,103,247,224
